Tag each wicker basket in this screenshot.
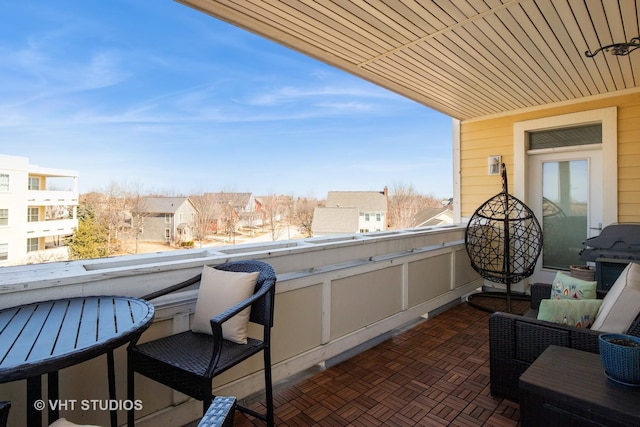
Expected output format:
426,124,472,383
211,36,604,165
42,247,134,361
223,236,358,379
599,333,640,385
570,265,595,281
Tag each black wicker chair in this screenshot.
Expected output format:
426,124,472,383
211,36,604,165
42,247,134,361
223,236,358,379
127,260,277,427
489,283,640,402
0,401,10,427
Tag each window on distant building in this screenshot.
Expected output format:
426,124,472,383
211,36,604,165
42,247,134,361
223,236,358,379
0,174,8,191
0,209,7,226
0,243,7,260
165,214,171,223
27,238,39,252
27,207,39,222
365,213,370,221
376,213,381,222
28,177,40,190
165,229,171,240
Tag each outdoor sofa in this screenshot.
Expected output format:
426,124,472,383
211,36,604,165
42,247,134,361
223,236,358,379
489,263,640,402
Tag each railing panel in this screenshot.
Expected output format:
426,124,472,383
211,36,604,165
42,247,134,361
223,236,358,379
408,252,453,306
331,265,403,340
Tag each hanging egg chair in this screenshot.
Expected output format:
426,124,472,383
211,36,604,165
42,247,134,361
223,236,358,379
464,164,543,312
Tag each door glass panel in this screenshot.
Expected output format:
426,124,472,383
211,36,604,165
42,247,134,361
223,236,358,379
542,160,588,270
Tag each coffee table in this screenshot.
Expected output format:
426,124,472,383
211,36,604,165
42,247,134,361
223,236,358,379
519,345,640,426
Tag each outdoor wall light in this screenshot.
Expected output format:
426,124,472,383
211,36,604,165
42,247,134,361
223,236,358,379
585,36,640,57
488,155,501,175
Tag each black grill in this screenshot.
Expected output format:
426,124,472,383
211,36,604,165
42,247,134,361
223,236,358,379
579,223,640,291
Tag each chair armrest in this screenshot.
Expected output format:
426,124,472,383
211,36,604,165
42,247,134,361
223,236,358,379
529,283,551,309
141,274,202,300
198,396,236,427
208,277,276,336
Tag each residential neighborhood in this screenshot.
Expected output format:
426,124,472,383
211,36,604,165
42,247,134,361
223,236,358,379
0,154,452,266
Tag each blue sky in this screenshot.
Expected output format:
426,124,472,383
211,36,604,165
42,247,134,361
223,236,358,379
0,1,453,199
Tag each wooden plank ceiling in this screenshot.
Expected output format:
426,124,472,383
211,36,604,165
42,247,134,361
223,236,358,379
177,0,640,120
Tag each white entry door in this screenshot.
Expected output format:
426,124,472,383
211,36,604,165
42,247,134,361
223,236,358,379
528,148,603,284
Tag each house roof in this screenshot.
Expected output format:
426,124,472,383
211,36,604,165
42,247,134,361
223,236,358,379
326,191,387,212
412,207,454,227
205,192,253,208
139,197,193,214
178,0,640,121
311,207,360,235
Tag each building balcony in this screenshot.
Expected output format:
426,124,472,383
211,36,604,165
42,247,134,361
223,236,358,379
26,190,79,207
0,225,512,426
25,218,77,238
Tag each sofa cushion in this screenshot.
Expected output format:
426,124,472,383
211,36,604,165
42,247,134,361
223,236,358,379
537,299,602,328
550,271,597,300
591,262,640,333
191,266,259,344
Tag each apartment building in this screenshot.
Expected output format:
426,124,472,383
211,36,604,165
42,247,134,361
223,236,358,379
0,155,79,266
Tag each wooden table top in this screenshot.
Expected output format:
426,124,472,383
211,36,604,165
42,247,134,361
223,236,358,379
520,345,640,419
0,296,154,382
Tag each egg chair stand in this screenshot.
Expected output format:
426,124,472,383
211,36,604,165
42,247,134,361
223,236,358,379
464,164,542,313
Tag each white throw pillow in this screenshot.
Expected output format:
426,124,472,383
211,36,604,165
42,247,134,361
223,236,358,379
191,266,259,344
591,262,640,333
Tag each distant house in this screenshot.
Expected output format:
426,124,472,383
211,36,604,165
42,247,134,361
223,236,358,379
312,190,388,236
204,192,261,231
411,206,454,228
137,197,197,243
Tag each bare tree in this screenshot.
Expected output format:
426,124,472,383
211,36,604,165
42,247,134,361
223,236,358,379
293,197,321,237
223,202,239,244
387,184,441,229
191,193,223,247
262,194,285,241
123,184,149,254
280,194,296,239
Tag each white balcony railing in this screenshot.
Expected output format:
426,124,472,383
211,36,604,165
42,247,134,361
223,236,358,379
0,225,482,426
26,189,79,206
24,218,77,237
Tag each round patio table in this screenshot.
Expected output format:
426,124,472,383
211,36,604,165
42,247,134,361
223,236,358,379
0,296,154,427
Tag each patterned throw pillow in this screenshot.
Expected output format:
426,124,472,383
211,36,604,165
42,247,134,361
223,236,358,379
550,271,597,300
537,299,603,328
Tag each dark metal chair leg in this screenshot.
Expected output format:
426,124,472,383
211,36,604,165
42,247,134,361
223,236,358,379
107,350,117,427
48,371,59,424
264,350,274,427
127,352,135,427
26,376,41,427
0,401,11,427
